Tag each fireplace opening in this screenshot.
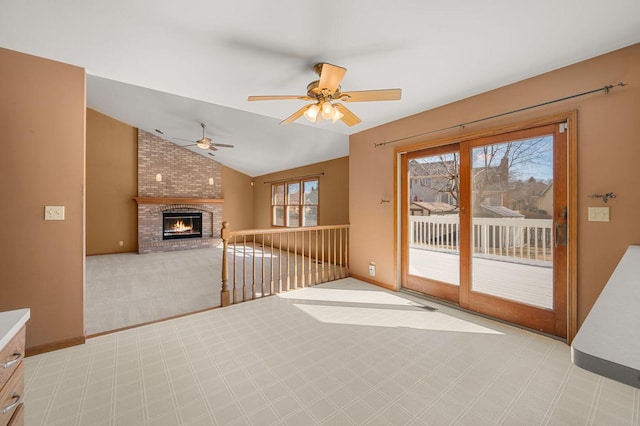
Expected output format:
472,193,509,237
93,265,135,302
163,212,202,240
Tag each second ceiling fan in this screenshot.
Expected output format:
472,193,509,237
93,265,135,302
248,63,401,127
173,123,234,152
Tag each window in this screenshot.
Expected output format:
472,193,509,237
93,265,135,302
272,178,318,227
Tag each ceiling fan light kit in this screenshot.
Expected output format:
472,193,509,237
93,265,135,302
196,140,211,149
331,106,344,123
248,63,401,127
304,103,320,122
302,100,343,123
321,101,334,120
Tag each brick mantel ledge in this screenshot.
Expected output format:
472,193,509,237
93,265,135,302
134,197,224,204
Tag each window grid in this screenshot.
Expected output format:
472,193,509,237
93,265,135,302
272,178,318,227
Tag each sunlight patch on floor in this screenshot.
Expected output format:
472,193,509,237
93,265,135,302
279,279,503,335
278,286,422,307
227,245,279,259
291,303,502,334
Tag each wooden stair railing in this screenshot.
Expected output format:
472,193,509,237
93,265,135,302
221,223,349,306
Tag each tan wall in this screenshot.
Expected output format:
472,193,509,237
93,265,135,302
252,156,349,229
222,166,255,231
0,48,85,351
86,109,138,255
350,43,640,327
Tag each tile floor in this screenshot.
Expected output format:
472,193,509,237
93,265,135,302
25,278,640,425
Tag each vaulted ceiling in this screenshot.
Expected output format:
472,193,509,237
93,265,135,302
2,1,639,176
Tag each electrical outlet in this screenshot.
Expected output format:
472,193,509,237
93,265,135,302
44,206,65,221
119,241,124,246
588,207,610,222
369,262,376,276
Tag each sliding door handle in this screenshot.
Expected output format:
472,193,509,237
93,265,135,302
555,221,567,247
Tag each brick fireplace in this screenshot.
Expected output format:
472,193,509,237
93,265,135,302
136,130,223,254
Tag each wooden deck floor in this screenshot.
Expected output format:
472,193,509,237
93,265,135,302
409,249,553,309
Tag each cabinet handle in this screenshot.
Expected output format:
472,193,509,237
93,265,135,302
2,393,20,415
1,352,21,369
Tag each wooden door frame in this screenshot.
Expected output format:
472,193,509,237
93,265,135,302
395,111,578,342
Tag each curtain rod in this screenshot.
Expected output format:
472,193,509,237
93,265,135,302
263,172,324,184
374,82,628,148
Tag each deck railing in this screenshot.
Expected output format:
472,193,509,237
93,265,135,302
220,223,349,306
409,215,552,265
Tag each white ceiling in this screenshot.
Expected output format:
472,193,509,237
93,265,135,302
2,1,639,176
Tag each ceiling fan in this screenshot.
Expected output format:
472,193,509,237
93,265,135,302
173,123,234,151
248,63,401,127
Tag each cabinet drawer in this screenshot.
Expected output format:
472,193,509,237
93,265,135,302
0,328,25,389
6,403,22,426
0,363,23,426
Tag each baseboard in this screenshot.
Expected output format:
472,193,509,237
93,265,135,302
26,335,86,357
349,273,398,292
87,305,221,339
86,249,137,256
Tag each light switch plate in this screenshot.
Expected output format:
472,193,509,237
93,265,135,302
588,206,610,222
45,206,65,220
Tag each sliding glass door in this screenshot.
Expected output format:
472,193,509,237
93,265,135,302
402,123,568,337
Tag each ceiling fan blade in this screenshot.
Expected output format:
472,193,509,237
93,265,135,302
248,95,312,101
334,103,362,127
208,145,218,151
280,105,309,125
173,137,195,143
318,63,347,94
211,143,234,148
338,88,402,102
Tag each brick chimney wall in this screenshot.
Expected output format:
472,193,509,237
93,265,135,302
137,130,223,253
138,129,222,197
